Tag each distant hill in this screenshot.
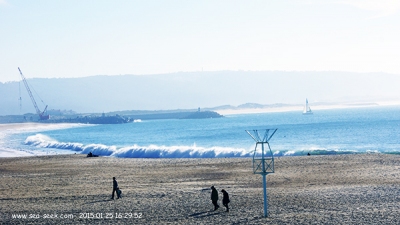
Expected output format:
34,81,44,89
1,71,399,116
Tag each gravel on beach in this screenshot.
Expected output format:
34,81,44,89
0,153,399,224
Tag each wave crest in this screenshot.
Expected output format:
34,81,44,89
24,134,372,158
24,134,251,158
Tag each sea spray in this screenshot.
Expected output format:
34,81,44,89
24,135,252,158
25,134,84,151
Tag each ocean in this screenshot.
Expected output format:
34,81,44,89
1,106,400,158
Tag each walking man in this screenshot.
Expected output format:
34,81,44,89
111,177,118,200
221,189,230,212
211,186,219,211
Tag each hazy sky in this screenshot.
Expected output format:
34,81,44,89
1,0,400,82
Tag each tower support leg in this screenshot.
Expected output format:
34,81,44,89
263,174,268,217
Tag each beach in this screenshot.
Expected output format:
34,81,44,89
0,153,399,224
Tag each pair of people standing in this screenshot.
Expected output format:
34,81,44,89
210,186,230,212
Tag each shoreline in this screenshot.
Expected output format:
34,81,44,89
0,122,88,157
1,154,399,224
1,104,399,159
1,120,399,158
0,122,86,133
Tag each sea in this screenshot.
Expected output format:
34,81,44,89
1,105,400,158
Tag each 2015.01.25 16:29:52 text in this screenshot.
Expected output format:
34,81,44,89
79,212,142,219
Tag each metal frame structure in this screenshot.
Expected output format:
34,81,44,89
246,129,277,217
18,67,49,120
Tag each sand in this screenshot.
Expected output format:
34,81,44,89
0,153,399,224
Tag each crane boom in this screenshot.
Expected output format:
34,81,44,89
18,67,49,120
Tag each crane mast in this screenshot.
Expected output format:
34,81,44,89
18,67,49,120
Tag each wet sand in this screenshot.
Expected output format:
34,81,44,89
0,153,399,224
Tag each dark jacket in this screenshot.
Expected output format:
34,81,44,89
211,188,218,201
113,179,118,189
222,190,230,204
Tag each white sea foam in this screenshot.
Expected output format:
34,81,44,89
25,134,84,151
111,145,251,158
0,148,36,157
284,150,296,156
20,133,367,158
5,123,90,134
0,123,90,157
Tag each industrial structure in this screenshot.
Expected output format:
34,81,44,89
18,67,49,120
246,129,277,217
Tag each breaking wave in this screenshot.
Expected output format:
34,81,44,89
24,134,252,158
25,134,397,158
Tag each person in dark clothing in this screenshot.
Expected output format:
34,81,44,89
116,187,122,199
211,186,219,211
87,152,98,157
111,177,118,199
221,189,230,212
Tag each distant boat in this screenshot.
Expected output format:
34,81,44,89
303,98,313,115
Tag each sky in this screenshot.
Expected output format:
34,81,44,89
1,0,400,83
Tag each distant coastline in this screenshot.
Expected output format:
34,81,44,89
0,100,399,124
0,110,224,124
3,71,400,117
211,100,400,115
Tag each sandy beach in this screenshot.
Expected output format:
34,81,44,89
0,153,399,224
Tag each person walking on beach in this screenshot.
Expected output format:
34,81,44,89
221,189,230,212
111,177,119,199
211,186,219,211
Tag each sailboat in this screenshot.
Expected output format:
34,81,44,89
303,98,313,115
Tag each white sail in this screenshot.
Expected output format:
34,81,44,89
303,98,313,115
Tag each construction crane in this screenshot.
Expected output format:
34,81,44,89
18,67,50,120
